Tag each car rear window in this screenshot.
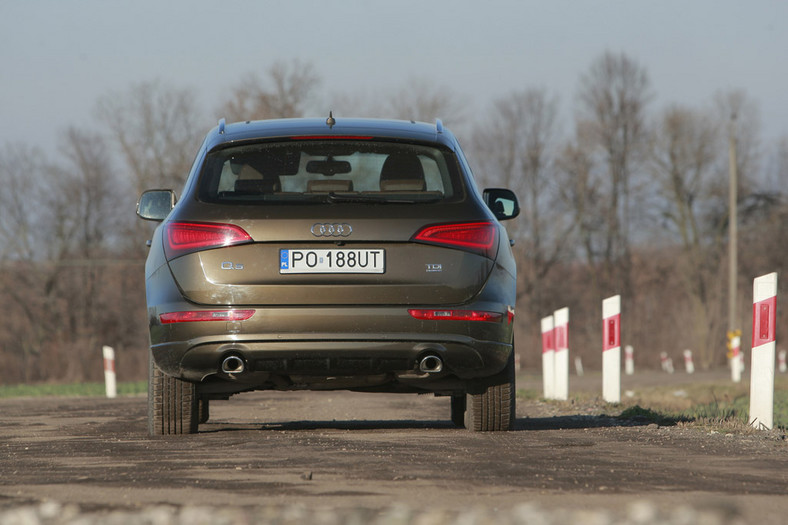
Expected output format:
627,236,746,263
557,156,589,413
197,140,464,204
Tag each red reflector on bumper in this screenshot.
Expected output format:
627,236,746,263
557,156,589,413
408,309,503,322
159,310,255,324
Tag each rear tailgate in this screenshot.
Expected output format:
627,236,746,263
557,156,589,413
166,217,495,306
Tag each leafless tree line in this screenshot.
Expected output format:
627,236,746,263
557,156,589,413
0,54,785,384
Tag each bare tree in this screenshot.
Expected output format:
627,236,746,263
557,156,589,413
0,130,149,384
472,89,571,322
324,88,385,120
325,79,467,136
55,128,124,255
575,51,652,295
51,128,129,352
96,80,204,195
95,80,204,259
650,105,726,367
555,121,604,280
386,78,468,129
0,144,55,381
0,143,44,262
220,60,320,122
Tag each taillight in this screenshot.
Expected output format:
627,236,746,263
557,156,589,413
408,309,503,323
163,221,252,260
159,310,255,324
411,222,498,259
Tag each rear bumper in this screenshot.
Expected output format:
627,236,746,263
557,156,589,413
153,334,511,382
148,305,514,391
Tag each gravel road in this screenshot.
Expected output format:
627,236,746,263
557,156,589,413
1,371,787,524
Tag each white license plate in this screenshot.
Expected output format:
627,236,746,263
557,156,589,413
279,249,385,274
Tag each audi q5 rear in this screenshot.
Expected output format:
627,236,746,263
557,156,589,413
137,116,520,435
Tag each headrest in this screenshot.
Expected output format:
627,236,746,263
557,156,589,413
380,153,425,190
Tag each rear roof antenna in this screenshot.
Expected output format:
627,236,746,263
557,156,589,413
218,118,226,135
326,111,336,129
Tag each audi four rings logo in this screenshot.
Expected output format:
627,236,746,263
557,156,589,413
311,223,353,237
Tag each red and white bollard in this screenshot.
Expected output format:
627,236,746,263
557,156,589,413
779,349,787,374
553,307,569,401
541,315,555,400
730,332,742,383
749,272,777,430
660,352,674,374
574,356,584,377
102,345,117,399
624,345,634,375
683,349,695,374
602,295,621,403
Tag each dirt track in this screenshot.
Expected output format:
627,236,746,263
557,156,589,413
1,371,788,523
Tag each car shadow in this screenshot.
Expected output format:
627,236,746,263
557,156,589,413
200,419,457,433
199,414,664,433
513,414,652,431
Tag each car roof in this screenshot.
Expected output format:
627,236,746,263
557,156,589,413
203,117,458,151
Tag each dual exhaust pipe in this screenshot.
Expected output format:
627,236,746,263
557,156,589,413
221,353,444,375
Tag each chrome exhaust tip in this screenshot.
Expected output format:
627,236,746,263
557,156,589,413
419,355,443,374
221,355,246,374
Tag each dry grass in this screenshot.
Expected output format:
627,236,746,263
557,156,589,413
518,373,788,433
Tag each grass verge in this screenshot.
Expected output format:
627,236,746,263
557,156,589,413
622,382,788,430
0,381,147,398
517,375,788,432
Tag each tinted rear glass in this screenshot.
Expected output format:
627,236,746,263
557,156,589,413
197,140,464,204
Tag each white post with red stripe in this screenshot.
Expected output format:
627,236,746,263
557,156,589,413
624,345,634,375
541,315,555,400
102,345,117,399
553,307,569,401
749,272,777,430
730,332,742,383
683,349,695,374
602,295,621,403
660,352,669,372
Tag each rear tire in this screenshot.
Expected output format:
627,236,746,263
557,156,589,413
465,351,515,431
148,351,199,436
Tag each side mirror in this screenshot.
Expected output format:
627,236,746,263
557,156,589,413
483,188,520,221
137,190,176,221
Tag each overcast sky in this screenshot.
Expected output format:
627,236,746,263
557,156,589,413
2,0,786,154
